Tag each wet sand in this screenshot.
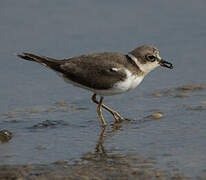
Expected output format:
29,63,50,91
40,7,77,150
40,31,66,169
0,157,191,180
0,128,192,180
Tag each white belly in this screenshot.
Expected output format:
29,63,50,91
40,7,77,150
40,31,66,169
93,75,144,96
108,70,144,95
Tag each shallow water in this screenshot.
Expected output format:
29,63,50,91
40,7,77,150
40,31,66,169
1,0,206,178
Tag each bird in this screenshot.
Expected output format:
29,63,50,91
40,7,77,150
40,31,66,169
17,45,173,126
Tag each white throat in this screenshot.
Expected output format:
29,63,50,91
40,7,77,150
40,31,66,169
127,53,159,74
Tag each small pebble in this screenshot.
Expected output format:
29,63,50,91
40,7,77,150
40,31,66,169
55,101,68,106
0,129,13,142
148,113,163,120
155,171,161,177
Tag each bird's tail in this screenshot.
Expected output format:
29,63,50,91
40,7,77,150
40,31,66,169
17,53,59,67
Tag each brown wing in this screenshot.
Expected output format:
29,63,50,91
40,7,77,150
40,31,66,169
60,53,127,90
18,52,128,90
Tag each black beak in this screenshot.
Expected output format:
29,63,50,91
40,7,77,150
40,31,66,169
159,59,173,69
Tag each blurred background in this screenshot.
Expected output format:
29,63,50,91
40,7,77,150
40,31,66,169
0,0,206,178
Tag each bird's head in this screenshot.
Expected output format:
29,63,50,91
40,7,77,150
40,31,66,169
128,45,173,74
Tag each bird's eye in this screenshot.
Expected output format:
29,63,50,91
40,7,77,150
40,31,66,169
146,55,156,62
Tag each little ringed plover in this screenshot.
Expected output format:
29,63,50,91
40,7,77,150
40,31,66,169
17,45,173,126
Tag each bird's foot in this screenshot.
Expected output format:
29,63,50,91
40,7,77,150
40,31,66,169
113,112,125,123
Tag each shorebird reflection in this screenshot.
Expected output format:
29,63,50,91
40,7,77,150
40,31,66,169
95,124,122,156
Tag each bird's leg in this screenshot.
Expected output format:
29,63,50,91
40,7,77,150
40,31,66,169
92,94,124,123
97,96,107,126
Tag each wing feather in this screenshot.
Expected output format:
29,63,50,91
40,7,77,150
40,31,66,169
60,54,127,89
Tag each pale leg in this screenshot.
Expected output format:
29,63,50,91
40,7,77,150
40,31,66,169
97,96,107,126
92,94,124,124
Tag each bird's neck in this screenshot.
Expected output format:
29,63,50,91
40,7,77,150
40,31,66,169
126,53,146,74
